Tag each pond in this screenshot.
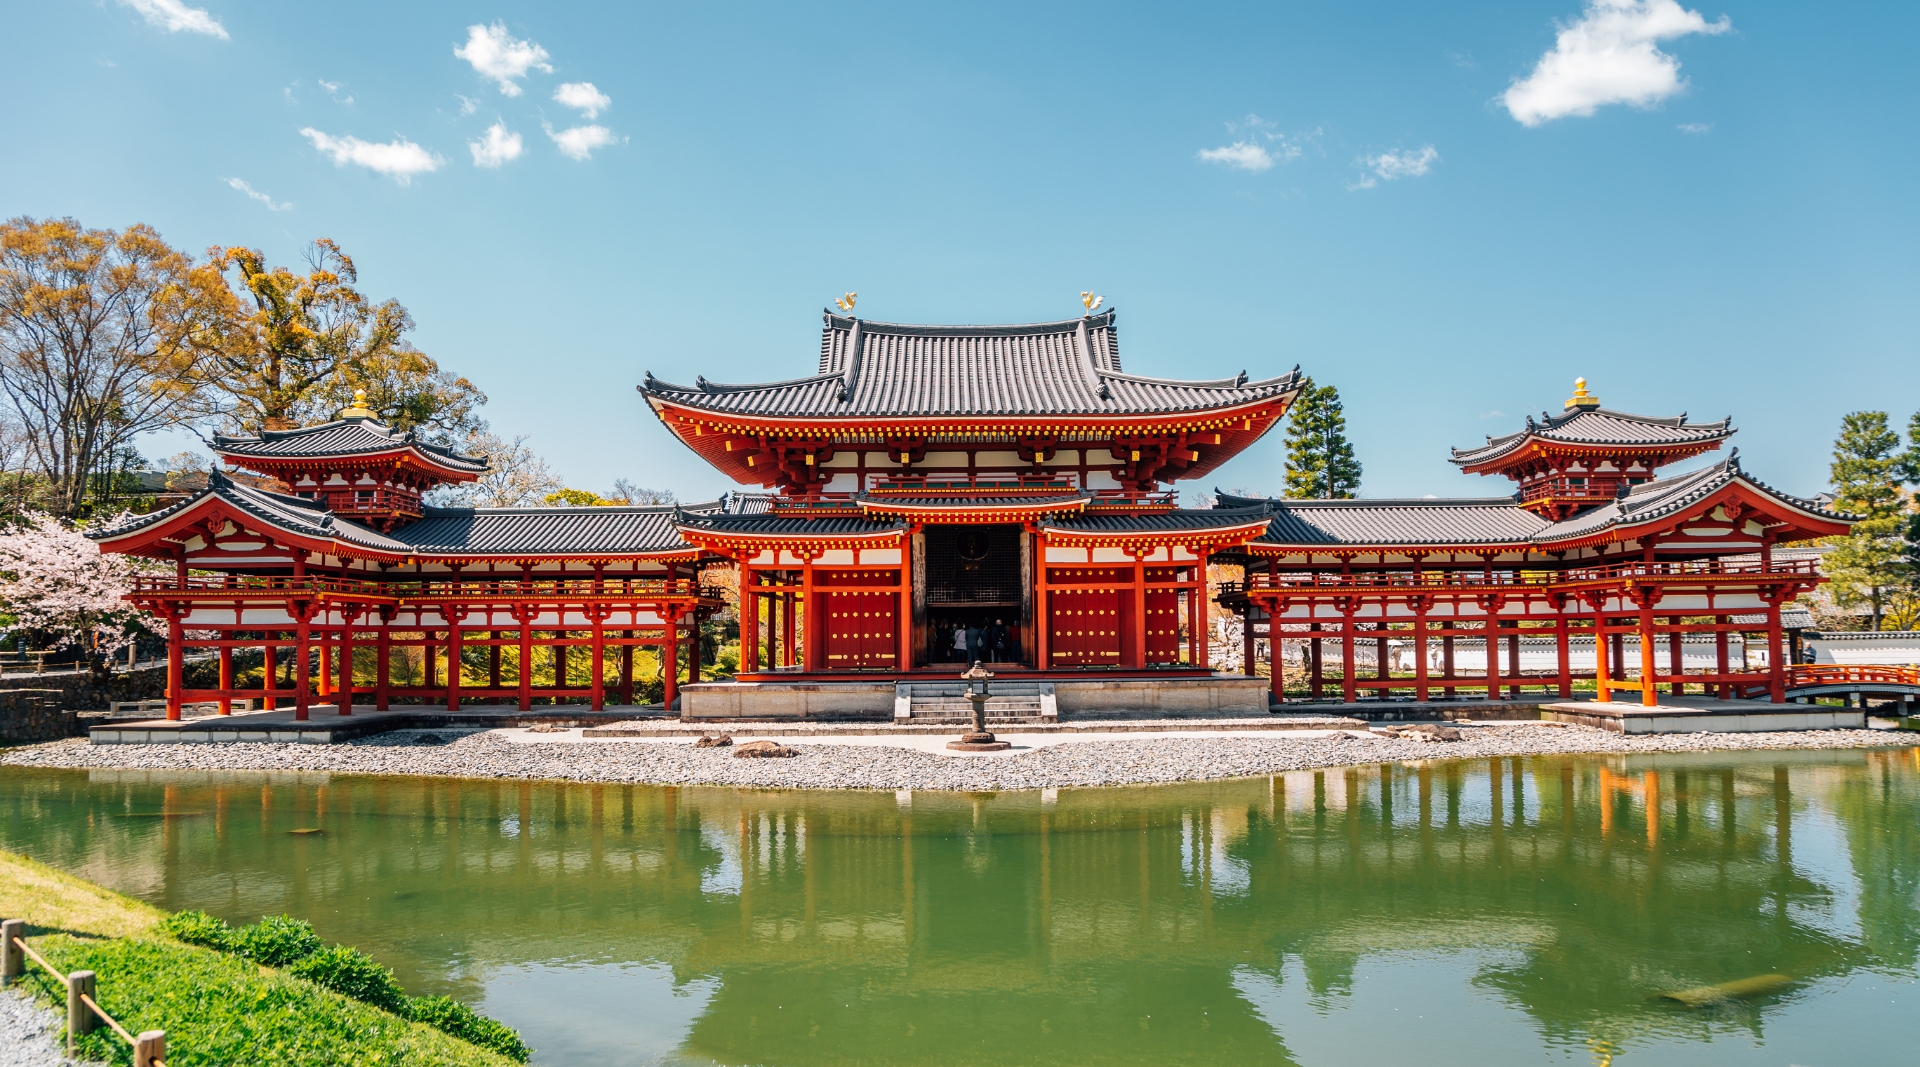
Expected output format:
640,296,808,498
2,750,1916,1066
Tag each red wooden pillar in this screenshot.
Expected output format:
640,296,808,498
801,558,818,672
489,631,502,690
1592,601,1611,703
897,539,913,674
1507,626,1522,699
1636,598,1659,707
165,611,185,721
590,608,607,711
1441,620,1456,698
1269,611,1284,706
425,633,439,691
294,604,312,721
1033,534,1051,669
1412,603,1429,702
663,607,680,710
620,630,635,704
317,636,332,698
1192,550,1210,670
446,614,464,712
1668,619,1685,697
1310,621,1324,702
1714,615,1730,699
1129,554,1148,670
376,618,391,711
1340,610,1357,703
741,561,759,674
218,640,233,715
1485,616,1502,701
517,609,534,711
1766,599,1786,703
262,638,277,711
337,609,356,715
1555,611,1572,699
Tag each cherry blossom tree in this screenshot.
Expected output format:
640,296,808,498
0,511,160,660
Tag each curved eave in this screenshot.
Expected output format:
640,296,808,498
645,393,1295,488
1451,432,1733,474
1533,477,1852,552
1037,518,1271,550
219,446,484,483
89,489,409,564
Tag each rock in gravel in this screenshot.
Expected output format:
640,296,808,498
733,740,797,759
693,735,734,748
1377,724,1463,742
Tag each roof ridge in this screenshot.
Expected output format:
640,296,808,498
822,308,1117,336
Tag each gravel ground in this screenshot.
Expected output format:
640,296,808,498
4,725,1915,791
0,989,93,1067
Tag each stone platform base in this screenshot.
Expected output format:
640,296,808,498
1540,696,1866,734
678,674,1272,721
87,704,660,744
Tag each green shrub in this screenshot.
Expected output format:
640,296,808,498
157,909,233,951
410,996,532,1063
26,935,513,1066
290,945,409,1015
233,914,322,966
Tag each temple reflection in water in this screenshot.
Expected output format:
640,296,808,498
2,751,1917,1066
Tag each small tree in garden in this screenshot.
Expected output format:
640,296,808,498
0,511,159,661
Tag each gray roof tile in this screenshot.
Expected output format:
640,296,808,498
213,419,488,473
642,309,1300,419
1452,407,1733,467
395,500,724,557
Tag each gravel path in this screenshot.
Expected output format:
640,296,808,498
0,989,93,1067
4,725,1915,791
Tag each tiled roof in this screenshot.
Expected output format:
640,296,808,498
1256,499,1550,547
640,309,1301,419
676,512,907,537
1452,407,1733,467
394,500,724,557
213,419,488,474
89,472,410,554
1044,507,1275,535
1243,455,1848,549
858,494,1092,513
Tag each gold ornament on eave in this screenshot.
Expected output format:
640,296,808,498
1565,377,1600,411
834,292,857,312
1080,291,1104,312
341,388,376,419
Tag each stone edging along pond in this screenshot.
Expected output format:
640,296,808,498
5,723,1917,792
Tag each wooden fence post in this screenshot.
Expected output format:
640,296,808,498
0,919,21,985
68,969,97,1055
135,1029,166,1067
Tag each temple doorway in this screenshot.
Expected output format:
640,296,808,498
923,524,1026,666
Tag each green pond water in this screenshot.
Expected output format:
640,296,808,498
2,750,1917,1066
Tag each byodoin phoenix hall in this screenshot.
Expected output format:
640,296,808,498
92,306,1850,723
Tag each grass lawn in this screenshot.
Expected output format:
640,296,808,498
0,850,520,1066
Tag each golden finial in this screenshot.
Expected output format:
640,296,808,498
834,292,857,312
1080,291,1104,312
1565,377,1600,411
341,388,376,419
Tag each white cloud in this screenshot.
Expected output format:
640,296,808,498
1197,114,1305,173
454,22,551,97
317,78,353,104
553,82,611,119
1351,145,1439,190
299,128,441,184
1677,121,1712,134
456,94,479,116
1198,142,1277,171
547,123,617,161
223,177,289,211
469,122,524,168
119,0,227,39
1504,0,1731,127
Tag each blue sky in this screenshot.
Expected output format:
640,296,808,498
5,1,1915,503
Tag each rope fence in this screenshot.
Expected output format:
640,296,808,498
1,918,167,1066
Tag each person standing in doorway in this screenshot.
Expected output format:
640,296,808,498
965,622,984,665
988,619,1008,663
951,625,968,663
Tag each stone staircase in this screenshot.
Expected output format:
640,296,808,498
894,681,1057,724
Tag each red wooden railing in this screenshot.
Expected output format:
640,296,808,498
129,575,712,601
1219,558,1820,596
1786,664,1920,688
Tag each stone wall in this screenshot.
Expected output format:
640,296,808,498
0,656,216,711
0,690,79,743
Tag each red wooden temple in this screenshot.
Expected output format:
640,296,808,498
1217,378,1849,705
92,312,1847,719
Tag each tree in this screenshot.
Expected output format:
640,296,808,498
1283,378,1361,498
422,428,563,508
0,218,232,516
608,479,674,505
1823,411,1910,631
0,511,161,659
202,240,483,437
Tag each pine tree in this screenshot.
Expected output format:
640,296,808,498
1823,411,1909,631
1283,378,1361,499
